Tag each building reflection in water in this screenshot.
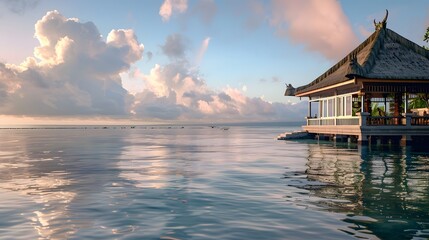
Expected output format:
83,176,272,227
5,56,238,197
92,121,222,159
305,143,364,212
285,142,429,239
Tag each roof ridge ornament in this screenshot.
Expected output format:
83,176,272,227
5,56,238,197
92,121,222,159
284,83,296,96
374,9,388,30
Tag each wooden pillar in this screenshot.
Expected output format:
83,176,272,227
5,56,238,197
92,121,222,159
394,93,403,125
383,94,387,114
394,93,403,116
358,111,369,144
404,92,408,114
364,93,372,114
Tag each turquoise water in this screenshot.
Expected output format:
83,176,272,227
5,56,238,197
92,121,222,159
0,125,428,239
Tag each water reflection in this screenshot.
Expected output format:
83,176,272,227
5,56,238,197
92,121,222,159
0,129,126,239
306,144,364,212
0,127,254,239
358,146,429,239
116,128,225,240
3,126,429,239
285,142,429,239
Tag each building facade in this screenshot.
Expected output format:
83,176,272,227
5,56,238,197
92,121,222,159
285,12,429,145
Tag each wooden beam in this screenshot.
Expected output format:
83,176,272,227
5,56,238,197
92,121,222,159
295,80,355,97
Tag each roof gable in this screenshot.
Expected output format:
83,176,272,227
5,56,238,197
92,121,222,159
294,27,429,96
367,30,429,79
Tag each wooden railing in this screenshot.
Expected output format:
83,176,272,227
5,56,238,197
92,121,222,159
336,118,359,125
307,118,334,125
307,117,359,126
411,116,429,126
366,116,405,126
307,118,320,126
307,113,429,127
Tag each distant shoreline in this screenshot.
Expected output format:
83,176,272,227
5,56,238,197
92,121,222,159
0,121,304,130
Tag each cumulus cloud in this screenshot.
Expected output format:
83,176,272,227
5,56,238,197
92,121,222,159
159,0,188,22
0,10,144,116
161,33,188,59
270,0,358,60
0,10,307,122
131,58,306,122
0,63,20,102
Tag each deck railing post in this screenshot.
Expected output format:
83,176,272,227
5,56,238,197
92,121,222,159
358,112,370,126
405,113,412,126
306,116,311,126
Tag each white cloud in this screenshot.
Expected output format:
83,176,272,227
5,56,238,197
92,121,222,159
358,25,372,38
270,0,358,60
0,10,143,116
159,0,188,22
0,10,307,122
107,29,145,63
195,37,210,65
132,58,306,121
161,33,188,59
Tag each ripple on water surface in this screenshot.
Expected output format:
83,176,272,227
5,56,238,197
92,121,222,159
0,126,429,239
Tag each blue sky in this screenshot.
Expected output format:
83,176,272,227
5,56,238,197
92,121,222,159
0,0,428,124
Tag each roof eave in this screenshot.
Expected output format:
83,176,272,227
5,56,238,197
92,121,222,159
295,79,356,97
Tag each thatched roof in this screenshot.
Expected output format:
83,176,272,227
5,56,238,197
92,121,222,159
294,25,429,96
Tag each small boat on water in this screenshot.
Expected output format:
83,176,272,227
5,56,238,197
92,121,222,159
209,125,229,130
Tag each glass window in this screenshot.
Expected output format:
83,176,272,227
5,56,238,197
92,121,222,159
337,97,344,116
345,96,352,116
328,98,334,117
323,100,327,117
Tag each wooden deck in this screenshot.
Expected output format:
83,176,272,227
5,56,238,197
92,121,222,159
304,124,429,136
299,113,429,145
303,125,361,136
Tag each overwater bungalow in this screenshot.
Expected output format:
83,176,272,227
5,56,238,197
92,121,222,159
284,11,429,145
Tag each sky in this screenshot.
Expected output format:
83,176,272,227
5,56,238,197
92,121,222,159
0,0,428,124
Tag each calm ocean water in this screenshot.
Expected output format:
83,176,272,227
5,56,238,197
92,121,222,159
0,123,429,240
